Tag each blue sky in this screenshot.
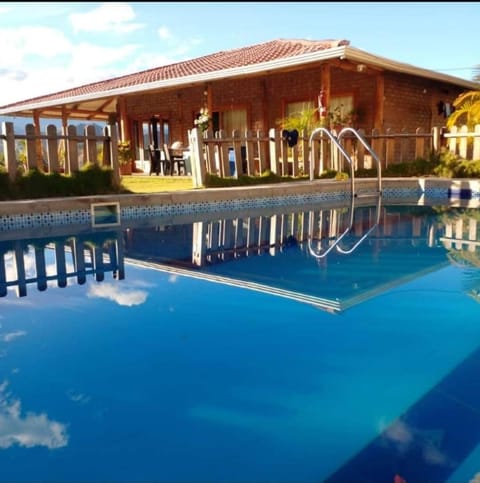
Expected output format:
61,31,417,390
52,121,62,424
0,1,478,107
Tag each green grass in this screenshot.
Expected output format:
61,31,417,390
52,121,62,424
120,174,195,193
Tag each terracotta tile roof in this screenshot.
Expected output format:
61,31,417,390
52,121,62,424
2,38,349,108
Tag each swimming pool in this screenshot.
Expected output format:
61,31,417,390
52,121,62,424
1,197,480,482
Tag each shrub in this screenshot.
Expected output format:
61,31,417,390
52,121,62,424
433,148,480,178
204,170,309,188
1,164,117,200
71,163,116,195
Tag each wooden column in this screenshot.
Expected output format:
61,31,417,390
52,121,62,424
118,96,129,142
374,74,384,130
320,64,331,114
205,83,213,131
32,110,43,170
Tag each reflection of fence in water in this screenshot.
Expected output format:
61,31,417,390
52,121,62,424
191,204,412,267
0,231,125,298
192,205,480,268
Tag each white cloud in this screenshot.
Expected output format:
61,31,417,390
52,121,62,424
381,419,448,466
0,3,204,107
0,381,69,449
67,389,91,405
0,40,140,105
69,41,140,71
88,281,148,306
69,2,143,34
0,26,72,67
157,26,171,40
1,331,26,343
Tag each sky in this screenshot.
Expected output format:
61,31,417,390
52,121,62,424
0,1,479,107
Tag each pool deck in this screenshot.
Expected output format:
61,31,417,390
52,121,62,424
0,177,479,231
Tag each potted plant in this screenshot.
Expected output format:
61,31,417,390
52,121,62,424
194,108,211,133
118,140,133,175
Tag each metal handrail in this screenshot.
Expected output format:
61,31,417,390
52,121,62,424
309,127,355,196
335,194,382,255
308,192,382,259
307,195,355,259
337,127,382,195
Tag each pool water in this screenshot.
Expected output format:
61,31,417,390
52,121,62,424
1,201,480,482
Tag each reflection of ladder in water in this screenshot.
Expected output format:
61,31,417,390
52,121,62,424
307,193,382,259
309,127,382,198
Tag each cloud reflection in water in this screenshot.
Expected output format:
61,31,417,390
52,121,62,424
0,381,69,449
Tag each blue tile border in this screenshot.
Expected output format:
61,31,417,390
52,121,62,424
0,181,478,232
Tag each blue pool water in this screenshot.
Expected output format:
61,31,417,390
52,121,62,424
1,200,480,482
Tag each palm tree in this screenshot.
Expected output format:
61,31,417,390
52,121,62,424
446,90,480,130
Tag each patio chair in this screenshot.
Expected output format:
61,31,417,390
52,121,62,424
149,144,167,176
163,144,186,175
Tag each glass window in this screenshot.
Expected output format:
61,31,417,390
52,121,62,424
329,95,354,122
133,118,170,160
285,101,315,118
222,109,247,134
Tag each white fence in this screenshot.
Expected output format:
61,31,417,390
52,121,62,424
0,122,120,185
189,125,480,187
2,121,479,190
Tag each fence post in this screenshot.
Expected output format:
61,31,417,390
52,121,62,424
257,130,268,174
232,129,242,177
189,127,205,188
356,128,366,169
432,126,441,152
474,125,480,160
385,128,394,167
67,125,79,173
269,128,280,174
219,130,231,177
300,129,309,176
244,129,255,175
107,123,120,187
415,127,424,160
448,126,458,154
459,125,468,159
46,124,60,173
25,124,37,171
280,131,289,176
85,125,97,164
2,122,17,180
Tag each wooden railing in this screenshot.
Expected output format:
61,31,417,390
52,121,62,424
443,125,480,161
2,121,479,190
189,125,480,187
0,121,120,185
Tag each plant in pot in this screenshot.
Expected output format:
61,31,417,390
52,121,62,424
118,140,133,175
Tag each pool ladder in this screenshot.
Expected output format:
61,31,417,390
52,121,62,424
308,126,382,198
307,192,382,259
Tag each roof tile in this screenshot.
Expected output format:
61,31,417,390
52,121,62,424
2,38,349,108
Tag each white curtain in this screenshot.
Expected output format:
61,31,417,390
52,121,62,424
223,109,247,134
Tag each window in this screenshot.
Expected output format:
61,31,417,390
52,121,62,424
285,101,315,118
133,118,170,160
329,95,354,124
211,108,247,134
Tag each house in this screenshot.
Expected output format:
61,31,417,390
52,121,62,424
0,38,478,167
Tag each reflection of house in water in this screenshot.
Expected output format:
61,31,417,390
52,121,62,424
0,229,125,297
2,203,479,307
123,203,480,313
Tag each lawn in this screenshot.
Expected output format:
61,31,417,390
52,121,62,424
120,174,195,193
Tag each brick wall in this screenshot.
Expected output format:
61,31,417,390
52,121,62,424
123,63,467,150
